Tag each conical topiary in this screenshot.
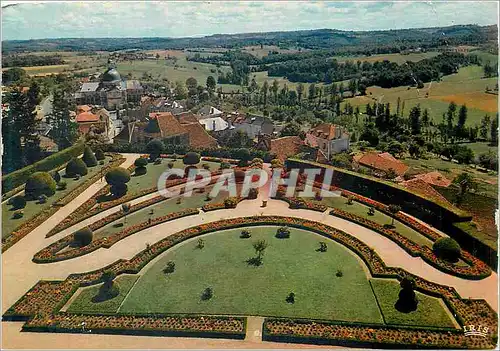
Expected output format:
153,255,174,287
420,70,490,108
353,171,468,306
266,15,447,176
82,145,98,167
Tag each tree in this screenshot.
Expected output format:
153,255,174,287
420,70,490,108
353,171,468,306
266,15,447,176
387,204,401,226
122,203,131,225
446,102,457,142
455,104,467,140
480,115,491,140
98,270,120,300
490,115,498,145
454,146,474,164
105,167,131,197
359,124,379,146
82,145,98,167
396,276,418,312
206,75,216,92
453,172,477,202
253,240,268,259
296,83,304,103
134,157,148,175
280,122,301,137
186,77,198,91
2,67,27,85
174,81,187,99
408,143,421,159
47,89,79,149
478,151,498,171
409,105,421,135
95,148,105,161
146,139,164,160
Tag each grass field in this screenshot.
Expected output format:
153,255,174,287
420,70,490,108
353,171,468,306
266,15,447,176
310,195,434,247
242,45,306,58
370,279,456,328
334,51,440,65
2,157,112,238
343,64,498,127
68,226,456,328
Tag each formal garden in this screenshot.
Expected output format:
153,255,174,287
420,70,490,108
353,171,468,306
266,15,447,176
2,149,497,349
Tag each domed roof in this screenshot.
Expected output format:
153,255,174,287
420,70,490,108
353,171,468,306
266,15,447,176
101,67,121,83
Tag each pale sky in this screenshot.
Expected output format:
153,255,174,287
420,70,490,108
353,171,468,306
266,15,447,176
1,1,498,41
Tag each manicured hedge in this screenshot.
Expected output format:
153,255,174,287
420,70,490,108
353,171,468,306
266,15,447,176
82,146,98,167
2,141,84,193
24,172,57,198
65,158,88,177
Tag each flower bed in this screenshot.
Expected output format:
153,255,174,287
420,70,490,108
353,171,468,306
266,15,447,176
330,209,491,280
5,216,497,347
46,169,223,237
33,208,199,263
2,154,125,253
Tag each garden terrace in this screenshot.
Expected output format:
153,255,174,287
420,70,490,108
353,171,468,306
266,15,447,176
4,217,496,348
2,154,126,252
46,158,225,237
285,158,497,270
34,185,246,263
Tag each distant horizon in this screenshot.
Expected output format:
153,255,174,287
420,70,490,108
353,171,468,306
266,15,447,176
2,1,498,41
3,23,497,42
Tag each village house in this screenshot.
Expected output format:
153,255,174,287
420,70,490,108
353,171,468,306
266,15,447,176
354,152,409,178
227,114,275,140
305,123,350,161
256,134,305,161
113,111,217,149
75,106,114,142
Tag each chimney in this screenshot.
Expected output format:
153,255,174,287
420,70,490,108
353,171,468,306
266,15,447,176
212,119,216,131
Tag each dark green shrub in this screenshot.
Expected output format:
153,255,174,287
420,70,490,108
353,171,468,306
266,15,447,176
25,172,56,198
146,139,164,160
396,276,418,312
11,195,26,210
167,162,174,169
105,167,131,186
163,261,175,274
275,226,290,239
57,181,67,190
224,197,238,208
50,170,61,183
134,167,147,176
197,238,205,249
201,287,213,300
94,148,105,161
12,210,24,219
38,194,48,204
240,230,251,238
97,270,119,300
110,183,128,197
154,158,162,165
433,237,461,262
183,152,201,165
65,158,88,177
317,242,328,252
336,269,343,277
74,227,93,247
82,145,97,167
286,292,295,304
134,158,148,168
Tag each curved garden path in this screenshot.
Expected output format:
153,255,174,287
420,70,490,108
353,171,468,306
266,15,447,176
2,159,498,349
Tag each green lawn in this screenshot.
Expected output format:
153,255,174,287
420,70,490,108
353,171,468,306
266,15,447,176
93,185,233,240
67,275,138,314
2,157,112,238
69,226,456,328
309,196,434,247
370,278,456,329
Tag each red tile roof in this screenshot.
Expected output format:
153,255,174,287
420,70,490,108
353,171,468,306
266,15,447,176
308,123,339,140
176,111,200,124
149,112,186,138
270,136,303,161
182,122,218,149
357,152,408,176
414,171,452,188
76,111,99,123
77,105,92,114
401,178,453,206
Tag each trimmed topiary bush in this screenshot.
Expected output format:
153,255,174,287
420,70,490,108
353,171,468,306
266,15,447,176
134,157,148,168
183,152,201,165
110,183,128,197
11,195,26,210
24,172,57,199
146,139,165,160
105,167,131,186
82,145,98,167
65,158,88,177
96,270,120,301
276,226,290,239
50,170,61,183
73,227,93,247
433,237,461,263
57,181,67,190
12,210,24,219
94,148,105,161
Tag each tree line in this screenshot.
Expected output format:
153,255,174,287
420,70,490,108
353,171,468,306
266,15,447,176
3,54,65,68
